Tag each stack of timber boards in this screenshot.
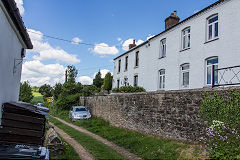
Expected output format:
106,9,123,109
0,102,46,145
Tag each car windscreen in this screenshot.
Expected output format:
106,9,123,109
75,108,87,112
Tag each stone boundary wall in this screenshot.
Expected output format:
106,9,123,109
80,87,240,143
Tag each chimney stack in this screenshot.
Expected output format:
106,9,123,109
129,39,137,50
165,11,180,30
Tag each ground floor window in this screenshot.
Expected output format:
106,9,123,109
117,79,120,88
134,75,138,87
206,57,218,85
124,77,128,86
159,69,165,89
181,64,190,88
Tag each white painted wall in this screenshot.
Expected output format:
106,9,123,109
113,0,240,91
0,3,25,123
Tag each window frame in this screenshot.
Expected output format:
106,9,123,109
134,75,138,87
117,79,120,88
159,38,166,58
205,57,218,86
158,69,165,90
180,63,190,88
118,59,121,73
181,27,191,50
135,51,139,67
207,14,219,42
125,56,128,71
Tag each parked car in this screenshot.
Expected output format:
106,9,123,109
69,106,91,121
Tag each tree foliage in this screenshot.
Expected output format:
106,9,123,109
65,65,78,83
52,83,63,101
39,84,53,99
19,81,33,103
103,72,113,93
93,71,103,88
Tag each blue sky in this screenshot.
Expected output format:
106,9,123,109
17,0,218,86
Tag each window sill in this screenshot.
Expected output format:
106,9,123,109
134,66,139,69
180,48,190,52
205,37,219,44
124,70,128,72
117,72,120,74
158,56,166,60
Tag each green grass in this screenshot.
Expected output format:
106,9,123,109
49,117,126,160
51,110,206,159
51,135,80,160
31,92,44,104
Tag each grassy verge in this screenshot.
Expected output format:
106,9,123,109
51,110,207,159
51,135,80,160
49,117,126,160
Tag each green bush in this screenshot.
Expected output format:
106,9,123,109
55,93,82,110
112,86,146,93
200,91,240,159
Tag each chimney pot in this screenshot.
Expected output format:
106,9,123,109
129,39,137,50
165,11,180,30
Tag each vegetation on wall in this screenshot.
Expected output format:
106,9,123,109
200,91,240,159
112,86,146,93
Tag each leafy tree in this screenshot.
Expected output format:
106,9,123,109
39,84,53,99
93,71,103,88
65,65,78,83
82,85,100,96
32,86,39,92
103,72,113,93
19,81,33,103
52,83,63,101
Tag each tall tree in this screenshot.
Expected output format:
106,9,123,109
93,71,103,88
39,84,53,99
65,65,78,83
52,83,63,101
103,72,113,94
19,81,33,103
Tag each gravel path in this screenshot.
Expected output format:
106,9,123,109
49,122,95,160
53,116,142,160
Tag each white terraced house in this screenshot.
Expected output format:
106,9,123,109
112,0,240,92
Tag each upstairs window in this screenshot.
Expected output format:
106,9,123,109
159,69,165,89
206,57,218,85
125,56,128,71
118,59,121,73
207,15,218,41
160,39,166,58
135,51,139,67
180,64,190,88
134,75,138,86
182,27,191,50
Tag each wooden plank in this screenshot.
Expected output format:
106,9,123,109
1,119,44,131
0,134,43,145
0,126,44,137
2,112,45,124
3,104,45,118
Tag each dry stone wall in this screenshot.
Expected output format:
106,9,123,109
80,87,240,143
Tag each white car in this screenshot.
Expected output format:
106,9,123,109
69,106,91,121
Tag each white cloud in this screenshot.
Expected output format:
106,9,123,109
92,43,119,55
117,37,122,42
93,69,111,78
77,76,93,85
72,37,82,44
21,60,66,86
147,34,155,40
122,39,144,51
27,29,80,64
15,0,24,15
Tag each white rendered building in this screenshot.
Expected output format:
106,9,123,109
113,0,240,91
0,0,33,124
